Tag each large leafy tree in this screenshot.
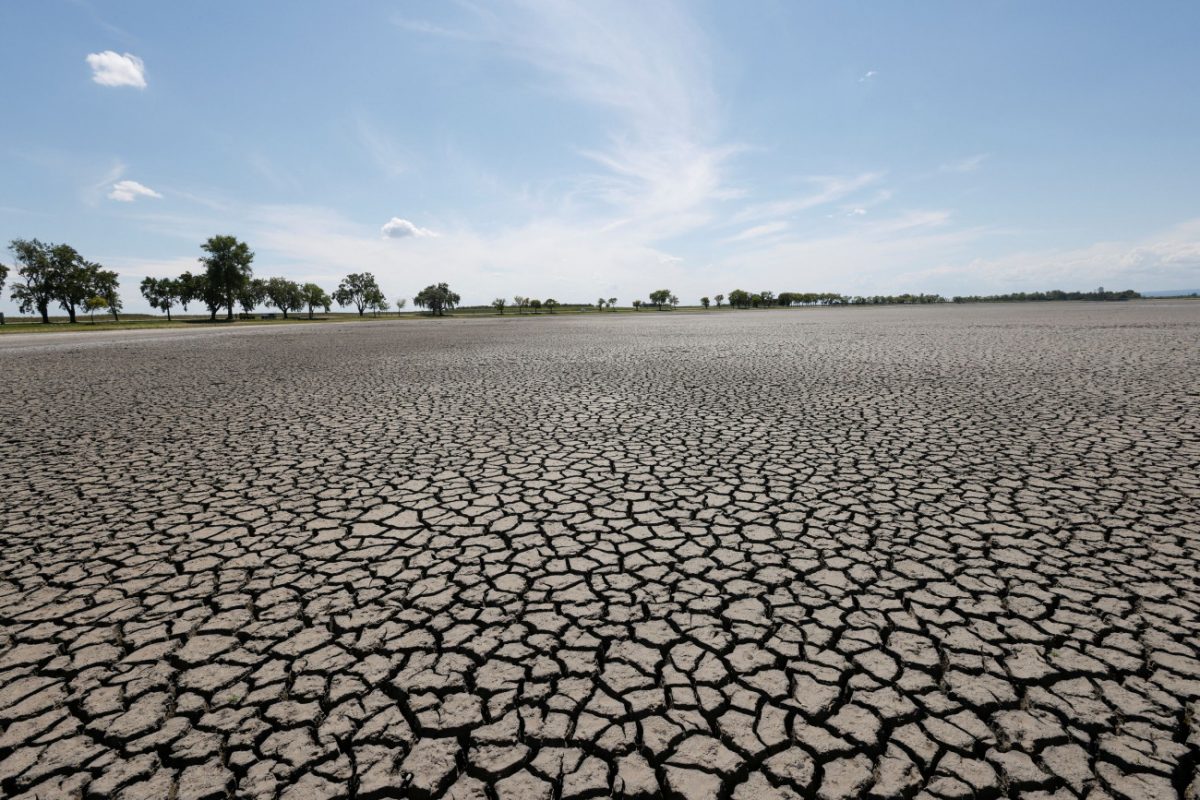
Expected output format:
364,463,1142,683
492,297,506,314
728,289,751,308
176,271,202,312
265,277,305,318
300,283,331,319
333,272,382,316
238,278,267,314
6,239,112,323
648,289,671,310
365,286,387,316
7,238,55,323
413,282,460,316
49,245,96,323
93,268,122,322
140,277,180,321
199,235,254,321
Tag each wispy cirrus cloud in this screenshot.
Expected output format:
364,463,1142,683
940,153,989,173
403,1,733,241
729,172,884,226
86,51,146,88
357,116,407,178
724,221,789,243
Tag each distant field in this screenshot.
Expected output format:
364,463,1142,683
4,297,1195,335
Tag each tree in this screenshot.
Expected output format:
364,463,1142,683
200,235,254,321
140,277,180,321
413,282,460,316
544,298,559,313
608,297,617,310
728,289,751,308
596,297,606,311
7,238,55,323
265,277,305,319
333,272,382,316
48,245,95,323
176,271,205,313
492,297,507,314
632,300,642,310
760,290,776,306
701,296,710,308
94,268,122,321
371,296,390,317
238,278,267,314
529,298,542,313
669,294,679,309
395,298,407,315
84,295,107,323
649,289,671,310
714,293,724,308
300,283,331,319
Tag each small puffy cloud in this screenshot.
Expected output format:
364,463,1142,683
86,51,147,88
858,70,878,82
381,217,437,238
108,180,162,202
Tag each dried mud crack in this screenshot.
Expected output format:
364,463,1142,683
1,303,1198,799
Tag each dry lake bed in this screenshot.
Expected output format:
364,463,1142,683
1,302,1197,800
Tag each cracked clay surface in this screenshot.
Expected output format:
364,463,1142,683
1,302,1198,800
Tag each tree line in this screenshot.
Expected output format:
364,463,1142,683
950,288,1140,303
2,235,469,323
0,239,123,323
2,236,1145,324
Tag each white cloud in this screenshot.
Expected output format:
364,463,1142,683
725,221,788,243
729,172,884,226
431,1,734,241
381,217,437,239
898,218,1200,293
940,153,989,173
108,180,162,202
86,51,146,88
859,70,878,82
357,117,407,178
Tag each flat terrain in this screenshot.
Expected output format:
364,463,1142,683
1,302,1198,800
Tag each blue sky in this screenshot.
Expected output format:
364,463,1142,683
2,1,1198,312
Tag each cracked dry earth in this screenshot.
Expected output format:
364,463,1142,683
1,302,1199,800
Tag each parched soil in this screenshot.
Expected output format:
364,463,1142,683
1,302,1197,799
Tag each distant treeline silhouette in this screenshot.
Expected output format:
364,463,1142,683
950,288,1140,303
1,235,1148,324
